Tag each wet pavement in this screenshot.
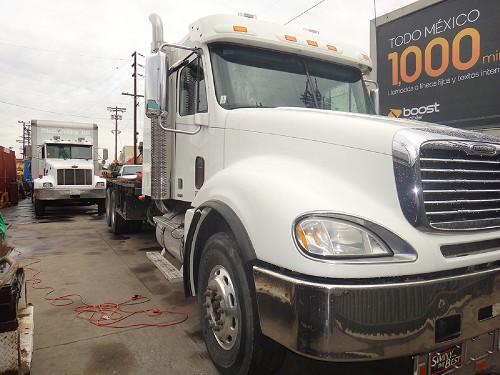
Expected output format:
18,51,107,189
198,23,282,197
0,199,484,375
1,199,216,375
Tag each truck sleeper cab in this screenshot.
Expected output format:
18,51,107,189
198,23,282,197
104,13,500,375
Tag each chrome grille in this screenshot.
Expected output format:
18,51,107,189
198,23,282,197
57,169,92,185
420,142,500,230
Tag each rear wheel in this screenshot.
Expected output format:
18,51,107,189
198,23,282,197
110,191,128,234
97,199,105,215
198,232,285,375
105,189,112,226
34,198,45,218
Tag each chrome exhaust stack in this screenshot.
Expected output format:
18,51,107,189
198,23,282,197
149,13,164,53
147,13,171,205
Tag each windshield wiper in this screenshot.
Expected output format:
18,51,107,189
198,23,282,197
225,103,276,110
305,73,319,109
301,61,328,109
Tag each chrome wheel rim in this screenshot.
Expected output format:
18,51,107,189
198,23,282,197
203,265,239,350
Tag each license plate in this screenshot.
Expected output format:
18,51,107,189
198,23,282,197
429,344,462,375
69,190,81,196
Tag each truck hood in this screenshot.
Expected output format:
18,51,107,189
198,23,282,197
46,159,94,170
225,107,447,155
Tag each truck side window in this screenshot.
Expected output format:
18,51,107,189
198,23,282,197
179,58,208,116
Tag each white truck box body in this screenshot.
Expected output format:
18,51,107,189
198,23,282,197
31,120,99,179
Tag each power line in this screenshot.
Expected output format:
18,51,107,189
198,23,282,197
1,99,133,124
0,99,110,120
71,59,133,116
284,0,327,25
1,99,112,120
0,40,128,61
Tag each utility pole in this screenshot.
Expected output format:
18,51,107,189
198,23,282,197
17,120,31,159
106,106,127,162
122,51,144,164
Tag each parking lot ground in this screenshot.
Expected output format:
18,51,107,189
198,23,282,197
2,200,216,375
4,199,491,375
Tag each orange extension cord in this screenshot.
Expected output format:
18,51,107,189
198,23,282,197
20,256,188,329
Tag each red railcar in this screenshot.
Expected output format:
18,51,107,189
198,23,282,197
0,147,18,206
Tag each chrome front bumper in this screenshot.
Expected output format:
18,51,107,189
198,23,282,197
253,265,500,362
34,188,105,200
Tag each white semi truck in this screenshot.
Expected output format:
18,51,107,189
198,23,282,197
31,120,107,217
105,13,500,375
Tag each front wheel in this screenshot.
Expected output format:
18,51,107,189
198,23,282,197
198,232,285,375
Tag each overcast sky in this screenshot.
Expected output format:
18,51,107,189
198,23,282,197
0,0,414,159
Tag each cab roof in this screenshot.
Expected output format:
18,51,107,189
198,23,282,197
186,14,372,74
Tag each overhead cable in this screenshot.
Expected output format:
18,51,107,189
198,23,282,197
284,0,327,25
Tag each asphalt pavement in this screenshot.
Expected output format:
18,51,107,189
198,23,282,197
0,199,422,374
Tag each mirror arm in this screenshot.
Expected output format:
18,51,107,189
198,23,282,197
364,79,379,89
168,51,198,75
158,42,202,54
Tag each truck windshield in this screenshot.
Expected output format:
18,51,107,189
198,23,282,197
210,43,374,114
46,144,92,160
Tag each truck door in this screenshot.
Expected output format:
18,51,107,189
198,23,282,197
174,56,209,202
36,145,45,178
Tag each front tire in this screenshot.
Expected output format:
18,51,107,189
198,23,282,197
198,232,285,375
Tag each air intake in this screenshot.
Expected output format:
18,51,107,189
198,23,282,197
420,141,500,230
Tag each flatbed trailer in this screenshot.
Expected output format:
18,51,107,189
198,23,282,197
105,178,148,234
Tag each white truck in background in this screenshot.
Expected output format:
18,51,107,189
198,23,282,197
105,13,500,375
30,120,108,217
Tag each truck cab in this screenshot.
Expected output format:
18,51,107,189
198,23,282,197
105,13,500,375
31,120,107,217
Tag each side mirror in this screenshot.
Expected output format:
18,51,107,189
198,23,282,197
25,145,32,159
145,51,169,119
102,148,109,161
369,88,379,115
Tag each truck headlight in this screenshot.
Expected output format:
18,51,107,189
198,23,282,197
43,182,53,188
294,217,392,258
95,182,105,188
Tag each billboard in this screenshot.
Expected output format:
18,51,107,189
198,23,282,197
374,0,500,128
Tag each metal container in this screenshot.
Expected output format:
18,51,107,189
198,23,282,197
0,256,24,334
0,146,17,206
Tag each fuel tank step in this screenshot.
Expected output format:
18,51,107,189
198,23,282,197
146,251,183,282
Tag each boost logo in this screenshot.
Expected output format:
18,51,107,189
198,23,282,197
388,102,440,120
